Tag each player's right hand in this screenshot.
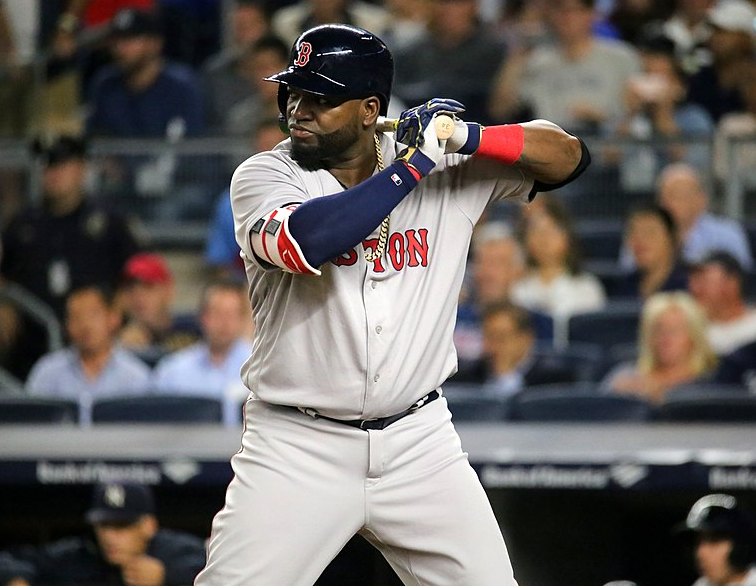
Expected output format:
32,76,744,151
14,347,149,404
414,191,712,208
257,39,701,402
445,117,482,154
395,111,447,176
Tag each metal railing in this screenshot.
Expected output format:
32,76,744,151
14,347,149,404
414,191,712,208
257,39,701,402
1,134,754,248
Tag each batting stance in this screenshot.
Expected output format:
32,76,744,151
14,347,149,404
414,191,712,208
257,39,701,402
195,24,590,586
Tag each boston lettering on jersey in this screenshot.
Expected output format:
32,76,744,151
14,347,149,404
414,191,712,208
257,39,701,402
331,228,429,273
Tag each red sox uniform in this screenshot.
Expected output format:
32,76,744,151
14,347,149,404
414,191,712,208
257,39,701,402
194,128,532,586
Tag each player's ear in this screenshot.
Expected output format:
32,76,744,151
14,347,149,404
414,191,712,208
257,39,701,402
361,97,380,128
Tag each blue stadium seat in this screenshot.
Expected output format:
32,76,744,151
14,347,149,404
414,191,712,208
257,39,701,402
511,387,655,422
658,383,756,422
0,397,79,424
91,394,223,424
531,343,605,383
574,219,624,261
565,301,641,348
442,384,512,422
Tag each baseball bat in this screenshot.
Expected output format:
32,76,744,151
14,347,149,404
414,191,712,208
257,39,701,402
376,114,455,140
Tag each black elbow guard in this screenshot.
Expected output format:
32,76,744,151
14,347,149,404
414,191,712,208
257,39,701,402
528,137,591,201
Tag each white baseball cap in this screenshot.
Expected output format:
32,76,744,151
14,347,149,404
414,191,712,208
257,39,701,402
708,0,756,36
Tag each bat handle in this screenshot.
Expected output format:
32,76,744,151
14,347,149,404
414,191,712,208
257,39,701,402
376,114,455,140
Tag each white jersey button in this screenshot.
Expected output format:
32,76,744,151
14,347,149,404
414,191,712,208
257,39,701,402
375,326,382,334
374,374,380,382
371,281,377,289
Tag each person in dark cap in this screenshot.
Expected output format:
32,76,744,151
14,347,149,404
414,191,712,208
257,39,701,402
677,493,756,586
688,250,756,356
86,7,215,221
0,481,206,586
86,7,204,138
0,134,141,320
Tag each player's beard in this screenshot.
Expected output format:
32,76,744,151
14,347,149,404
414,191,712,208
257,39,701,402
290,124,360,169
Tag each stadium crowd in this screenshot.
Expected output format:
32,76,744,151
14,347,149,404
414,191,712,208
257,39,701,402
0,1,755,585
0,0,755,422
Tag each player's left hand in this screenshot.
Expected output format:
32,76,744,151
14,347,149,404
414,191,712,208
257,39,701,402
395,111,447,176
395,98,466,148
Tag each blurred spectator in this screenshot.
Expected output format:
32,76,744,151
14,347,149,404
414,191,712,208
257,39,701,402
0,134,141,319
394,0,505,125
270,0,389,47
688,250,756,355
86,7,204,137
200,0,272,134
454,221,526,370
25,284,151,424
605,0,675,45
510,196,606,317
158,0,223,67
0,481,206,585
495,0,551,54
676,493,756,586
620,163,753,270
608,30,713,195
0,241,57,382
686,0,756,122
379,0,431,53
661,0,717,75
44,0,156,99
601,291,717,402
615,203,689,299
714,339,756,391
153,280,253,426
85,7,213,220
714,59,756,195
118,252,201,362
219,34,289,137
453,300,580,393
204,117,286,280
488,0,642,133
0,0,39,138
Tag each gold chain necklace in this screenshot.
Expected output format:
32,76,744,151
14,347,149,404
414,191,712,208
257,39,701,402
363,133,389,262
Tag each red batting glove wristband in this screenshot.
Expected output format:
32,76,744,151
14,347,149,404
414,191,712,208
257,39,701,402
475,124,524,165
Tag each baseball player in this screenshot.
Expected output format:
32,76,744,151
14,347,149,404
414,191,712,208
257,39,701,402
195,24,590,586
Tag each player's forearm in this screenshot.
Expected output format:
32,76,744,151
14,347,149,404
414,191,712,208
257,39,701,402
515,120,584,185
288,162,419,268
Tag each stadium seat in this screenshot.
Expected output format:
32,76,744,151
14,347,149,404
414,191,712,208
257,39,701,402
574,219,624,261
91,394,223,424
658,383,756,422
562,301,641,349
531,343,605,383
0,397,79,424
442,384,512,422
510,387,655,422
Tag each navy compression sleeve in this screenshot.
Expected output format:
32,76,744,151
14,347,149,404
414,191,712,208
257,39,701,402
287,162,419,268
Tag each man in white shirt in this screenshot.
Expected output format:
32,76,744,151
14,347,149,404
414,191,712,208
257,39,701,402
152,279,254,426
688,251,756,355
621,163,754,271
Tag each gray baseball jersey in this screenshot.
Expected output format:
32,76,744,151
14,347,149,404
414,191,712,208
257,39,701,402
231,132,533,418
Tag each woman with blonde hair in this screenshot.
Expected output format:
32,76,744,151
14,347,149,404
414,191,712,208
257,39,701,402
602,291,718,403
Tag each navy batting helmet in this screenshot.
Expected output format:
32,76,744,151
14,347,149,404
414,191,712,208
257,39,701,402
680,494,756,571
264,24,393,125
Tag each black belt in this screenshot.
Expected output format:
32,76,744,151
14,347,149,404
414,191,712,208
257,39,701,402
298,390,440,431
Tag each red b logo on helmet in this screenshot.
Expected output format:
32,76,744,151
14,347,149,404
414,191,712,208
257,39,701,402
294,42,312,67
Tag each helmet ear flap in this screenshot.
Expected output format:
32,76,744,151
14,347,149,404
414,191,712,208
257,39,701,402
277,85,290,132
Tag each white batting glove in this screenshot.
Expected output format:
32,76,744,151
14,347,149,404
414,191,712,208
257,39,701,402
445,118,482,154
